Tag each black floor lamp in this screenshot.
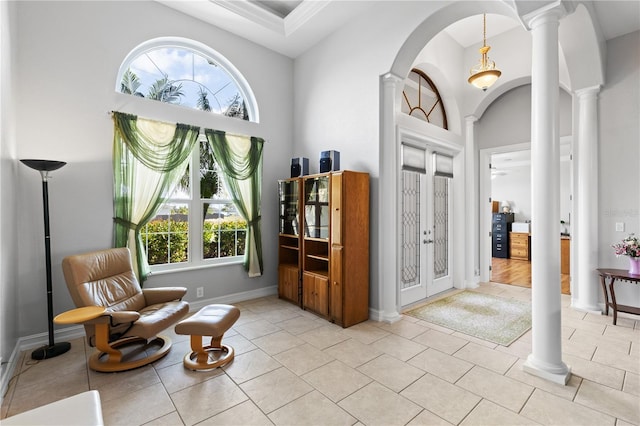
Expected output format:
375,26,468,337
21,159,71,360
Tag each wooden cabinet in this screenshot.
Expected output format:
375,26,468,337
561,237,570,274
278,171,369,327
327,171,370,327
277,178,302,306
278,265,300,304
298,171,369,327
302,272,329,317
510,232,530,261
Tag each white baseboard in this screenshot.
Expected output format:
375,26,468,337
368,307,383,322
1,342,22,406
188,285,278,311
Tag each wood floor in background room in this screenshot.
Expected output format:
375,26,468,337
491,257,571,295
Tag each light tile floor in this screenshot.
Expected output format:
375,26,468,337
2,282,639,426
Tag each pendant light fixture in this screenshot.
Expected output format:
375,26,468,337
468,13,501,91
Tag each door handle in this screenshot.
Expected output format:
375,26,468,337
423,239,434,244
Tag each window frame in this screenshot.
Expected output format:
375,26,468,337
117,37,260,275
401,68,448,130
146,139,247,274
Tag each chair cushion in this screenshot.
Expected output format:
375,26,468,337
128,300,189,340
175,304,240,337
62,248,146,312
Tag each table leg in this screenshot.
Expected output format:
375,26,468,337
608,277,618,325
599,274,609,316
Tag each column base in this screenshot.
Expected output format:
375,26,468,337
369,308,402,324
523,354,571,385
464,278,480,289
570,299,602,315
382,312,402,324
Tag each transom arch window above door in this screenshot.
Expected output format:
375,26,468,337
116,37,258,122
401,68,448,130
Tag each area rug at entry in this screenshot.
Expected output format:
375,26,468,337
404,291,532,346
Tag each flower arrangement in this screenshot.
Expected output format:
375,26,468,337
612,234,640,259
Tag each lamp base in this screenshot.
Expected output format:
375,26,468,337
31,342,71,360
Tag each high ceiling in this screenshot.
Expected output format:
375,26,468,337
157,0,640,58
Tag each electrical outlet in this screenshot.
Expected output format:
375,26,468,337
196,287,204,298
616,222,625,232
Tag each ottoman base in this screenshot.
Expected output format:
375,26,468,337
184,335,235,370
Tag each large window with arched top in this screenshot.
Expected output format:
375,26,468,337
116,37,258,122
402,68,447,130
114,38,262,275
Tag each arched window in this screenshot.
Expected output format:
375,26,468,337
113,38,263,275
402,68,447,130
116,37,258,122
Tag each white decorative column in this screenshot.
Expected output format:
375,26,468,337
465,115,480,288
573,86,601,313
522,8,571,385
379,73,402,323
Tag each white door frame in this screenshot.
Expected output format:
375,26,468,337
479,137,573,284
397,123,459,308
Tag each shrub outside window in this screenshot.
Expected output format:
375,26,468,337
140,138,247,270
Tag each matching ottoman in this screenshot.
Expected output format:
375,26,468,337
174,304,240,370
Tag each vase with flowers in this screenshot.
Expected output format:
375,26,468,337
612,234,640,275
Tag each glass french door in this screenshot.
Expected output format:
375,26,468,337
400,145,453,307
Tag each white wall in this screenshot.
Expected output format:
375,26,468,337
14,1,293,338
477,85,573,148
0,0,19,368
598,30,640,303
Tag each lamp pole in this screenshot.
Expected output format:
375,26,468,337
21,159,71,360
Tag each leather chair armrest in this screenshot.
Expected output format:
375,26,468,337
143,287,188,305
108,310,141,325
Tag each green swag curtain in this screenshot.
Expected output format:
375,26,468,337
205,129,264,277
112,112,199,281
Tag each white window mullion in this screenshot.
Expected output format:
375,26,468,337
190,146,201,264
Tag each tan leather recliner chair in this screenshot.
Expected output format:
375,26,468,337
61,247,189,372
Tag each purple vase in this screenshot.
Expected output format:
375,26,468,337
629,257,640,275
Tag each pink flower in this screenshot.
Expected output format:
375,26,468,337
612,234,640,259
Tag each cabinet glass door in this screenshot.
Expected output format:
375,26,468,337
279,179,299,235
304,176,329,239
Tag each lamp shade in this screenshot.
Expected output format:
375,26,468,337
468,69,501,91
20,159,66,172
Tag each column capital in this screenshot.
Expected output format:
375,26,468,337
381,72,403,86
575,85,601,98
465,115,478,124
517,0,576,30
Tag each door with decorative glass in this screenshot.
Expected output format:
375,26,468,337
400,143,453,306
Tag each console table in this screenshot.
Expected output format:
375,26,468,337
596,268,640,325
